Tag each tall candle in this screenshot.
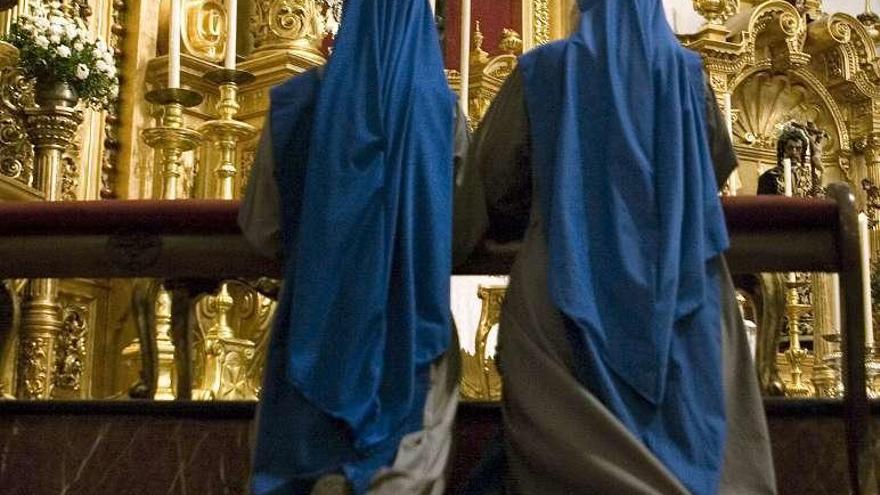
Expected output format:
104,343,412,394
723,93,733,138
169,0,181,88
783,158,793,197
860,213,875,347
459,0,471,118
832,274,842,333
723,93,736,196
225,0,237,70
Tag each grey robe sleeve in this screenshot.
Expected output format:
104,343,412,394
704,81,739,188
238,122,283,260
453,67,531,268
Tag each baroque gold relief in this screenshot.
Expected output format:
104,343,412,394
732,72,836,154
251,0,326,54
460,285,505,402
54,302,87,393
0,67,33,189
182,0,228,64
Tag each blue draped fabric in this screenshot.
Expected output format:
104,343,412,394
250,0,455,492
518,1,729,493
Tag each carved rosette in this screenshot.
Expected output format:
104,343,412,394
53,304,87,393
251,0,338,55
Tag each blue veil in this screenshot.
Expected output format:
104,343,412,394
251,1,455,493
518,0,729,493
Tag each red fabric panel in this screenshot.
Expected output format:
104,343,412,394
445,0,521,70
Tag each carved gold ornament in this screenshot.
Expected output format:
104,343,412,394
182,0,228,63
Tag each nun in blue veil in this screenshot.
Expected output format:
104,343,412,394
453,0,777,494
238,1,461,494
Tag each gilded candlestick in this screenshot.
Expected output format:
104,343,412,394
141,88,203,200
784,277,813,398
199,69,256,200
196,70,258,401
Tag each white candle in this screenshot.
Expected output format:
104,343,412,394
860,213,875,347
224,0,237,70
460,0,471,118
723,93,733,138
723,93,736,196
832,274,842,333
168,0,181,88
783,158,793,197
429,0,436,14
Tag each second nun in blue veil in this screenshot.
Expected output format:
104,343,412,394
453,0,777,494
238,1,462,494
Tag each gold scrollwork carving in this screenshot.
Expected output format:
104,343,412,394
101,0,127,199
693,0,739,25
182,0,228,63
460,285,505,401
251,0,326,54
18,336,47,399
54,303,87,392
239,143,257,197
0,67,33,188
61,135,81,201
533,0,549,46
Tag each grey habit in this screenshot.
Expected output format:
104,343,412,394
238,103,469,494
455,67,778,495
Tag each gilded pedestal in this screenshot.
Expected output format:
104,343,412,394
18,101,82,399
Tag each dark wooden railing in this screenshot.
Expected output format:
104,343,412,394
0,182,874,493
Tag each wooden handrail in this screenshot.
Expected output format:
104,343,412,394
0,183,874,492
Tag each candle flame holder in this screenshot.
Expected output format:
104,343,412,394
198,69,256,200
142,88,204,200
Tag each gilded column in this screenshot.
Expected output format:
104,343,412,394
154,289,177,400
811,274,834,363
17,101,82,399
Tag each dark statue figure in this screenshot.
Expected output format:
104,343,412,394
757,121,827,197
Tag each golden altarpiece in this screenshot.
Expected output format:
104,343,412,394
1,0,880,403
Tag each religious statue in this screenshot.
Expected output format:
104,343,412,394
757,121,827,197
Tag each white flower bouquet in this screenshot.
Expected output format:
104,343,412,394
4,2,119,111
